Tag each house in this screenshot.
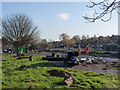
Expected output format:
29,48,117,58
105,38,120,52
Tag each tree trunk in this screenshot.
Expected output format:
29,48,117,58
16,46,20,56
25,47,27,53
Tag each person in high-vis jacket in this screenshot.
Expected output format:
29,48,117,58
78,46,81,55
85,46,89,55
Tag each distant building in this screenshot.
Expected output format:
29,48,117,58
105,38,120,52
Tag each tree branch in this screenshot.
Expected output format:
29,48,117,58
83,0,119,22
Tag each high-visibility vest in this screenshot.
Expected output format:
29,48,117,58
85,46,89,55
78,46,81,55
85,46,89,51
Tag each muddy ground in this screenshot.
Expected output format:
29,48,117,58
27,52,120,75
52,60,119,75
72,63,119,75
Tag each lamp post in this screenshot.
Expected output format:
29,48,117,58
97,34,99,53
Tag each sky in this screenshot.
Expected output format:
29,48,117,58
2,2,118,41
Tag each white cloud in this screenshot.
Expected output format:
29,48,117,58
57,13,70,20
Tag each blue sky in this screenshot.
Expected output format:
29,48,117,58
2,2,118,41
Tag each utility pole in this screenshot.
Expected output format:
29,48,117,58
118,6,120,53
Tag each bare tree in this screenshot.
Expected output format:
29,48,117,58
67,38,75,48
59,33,70,48
38,39,48,50
72,35,80,44
81,35,87,40
83,0,120,22
59,33,70,41
2,13,39,54
81,35,87,47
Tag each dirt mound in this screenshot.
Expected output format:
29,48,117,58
48,69,75,86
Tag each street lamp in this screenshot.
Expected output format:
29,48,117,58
97,34,99,53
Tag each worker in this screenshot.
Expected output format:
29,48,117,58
85,46,89,55
78,46,81,55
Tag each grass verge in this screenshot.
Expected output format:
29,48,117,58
2,54,120,88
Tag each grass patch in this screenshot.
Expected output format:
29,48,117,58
2,54,120,88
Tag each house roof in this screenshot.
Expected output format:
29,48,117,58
107,38,120,46
115,38,120,45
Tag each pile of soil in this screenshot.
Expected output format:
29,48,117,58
48,69,75,86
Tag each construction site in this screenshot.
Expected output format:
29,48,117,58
41,46,120,75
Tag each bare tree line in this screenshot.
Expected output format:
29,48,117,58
27,33,119,51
